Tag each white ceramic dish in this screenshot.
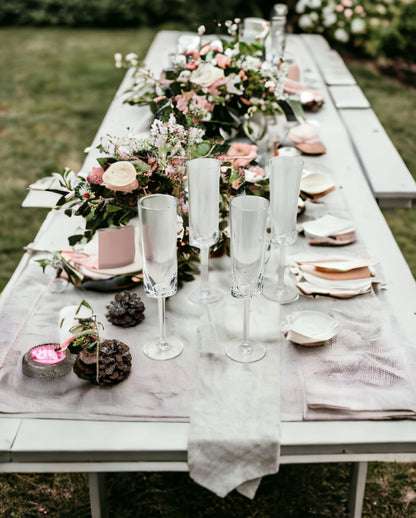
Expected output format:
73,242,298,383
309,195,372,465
300,170,336,196
302,214,354,238
282,310,338,346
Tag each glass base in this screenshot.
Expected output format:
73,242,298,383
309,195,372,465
143,337,184,361
263,283,299,304
225,338,266,364
186,286,222,305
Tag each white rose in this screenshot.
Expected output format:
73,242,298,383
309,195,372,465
351,18,366,33
334,28,349,42
190,63,225,88
114,52,122,69
102,161,138,193
177,70,192,82
299,14,314,29
323,13,337,26
296,0,306,13
309,0,322,8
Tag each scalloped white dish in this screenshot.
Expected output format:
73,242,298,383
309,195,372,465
300,170,336,196
282,310,338,346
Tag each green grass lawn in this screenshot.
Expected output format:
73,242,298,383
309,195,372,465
0,27,416,517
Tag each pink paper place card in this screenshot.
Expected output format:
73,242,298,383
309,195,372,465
98,226,136,269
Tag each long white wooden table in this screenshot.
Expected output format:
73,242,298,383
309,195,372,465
3,31,416,518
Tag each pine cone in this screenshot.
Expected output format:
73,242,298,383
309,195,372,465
73,339,132,385
106,290,145,327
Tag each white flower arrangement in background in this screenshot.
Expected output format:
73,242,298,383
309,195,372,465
295,0,409,49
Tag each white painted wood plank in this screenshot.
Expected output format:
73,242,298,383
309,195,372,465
301,34,356,85
4,455,416,473
12,420,189,462
9,418,416,463
0,419,21,461
281,421,416,448
340,108,416,201
329,85,370,109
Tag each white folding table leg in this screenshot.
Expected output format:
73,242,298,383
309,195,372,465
89,472,108,518
348,461,368,518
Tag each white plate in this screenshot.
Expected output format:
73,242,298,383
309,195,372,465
282,310,338,346
300,171,336,196
302,214,354,238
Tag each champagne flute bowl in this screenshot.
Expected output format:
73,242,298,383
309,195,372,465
186,157,222,305
263,155,303,304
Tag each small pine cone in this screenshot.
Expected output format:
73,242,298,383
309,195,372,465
73,339,132,385
106,290,145,328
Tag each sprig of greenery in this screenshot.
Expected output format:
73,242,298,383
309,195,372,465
67,299,103,354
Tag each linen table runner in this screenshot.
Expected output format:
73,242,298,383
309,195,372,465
187,294,281,498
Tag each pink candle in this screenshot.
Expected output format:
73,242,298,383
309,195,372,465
29,344,66,365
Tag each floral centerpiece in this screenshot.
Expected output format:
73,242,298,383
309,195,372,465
41,114,269,289
120,30,286,140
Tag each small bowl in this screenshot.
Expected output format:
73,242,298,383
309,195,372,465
282,310,338,346
300,171,336,198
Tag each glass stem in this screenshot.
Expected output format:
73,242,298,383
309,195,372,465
277,243,286,292
200,246,210,295
241,299,251,353
158,297,168,351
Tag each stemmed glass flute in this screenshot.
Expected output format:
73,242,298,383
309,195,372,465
225,195,270,363
186,157,221,304
138,194,184,360
263,155,303,304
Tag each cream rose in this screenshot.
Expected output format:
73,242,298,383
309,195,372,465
190,63,225,88
102,161,138,193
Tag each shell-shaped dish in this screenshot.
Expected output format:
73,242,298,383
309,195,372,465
300,171,336,197
302,214,354,238
282,310,338,346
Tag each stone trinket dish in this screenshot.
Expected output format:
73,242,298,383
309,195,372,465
22,343,74,379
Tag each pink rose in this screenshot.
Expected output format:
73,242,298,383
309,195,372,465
207,77,228,96
184,50,200,70
216,54,231,68
199,41,223,55
102,161,138,193
218,142,258,168
195,95,214,111
175,94,190,114
87,166,104,185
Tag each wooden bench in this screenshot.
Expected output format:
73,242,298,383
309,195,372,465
302,34,416,208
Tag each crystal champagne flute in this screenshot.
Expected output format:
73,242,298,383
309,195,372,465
186,157,221,304
138,194,184,360
225,195,270,363
263,155,303,304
